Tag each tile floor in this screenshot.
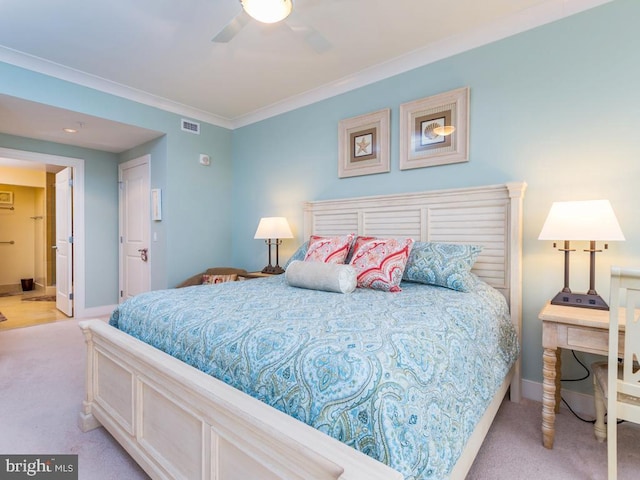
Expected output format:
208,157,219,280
0,290,69,330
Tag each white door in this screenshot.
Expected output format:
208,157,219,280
55,168,73,316
119,156,151,302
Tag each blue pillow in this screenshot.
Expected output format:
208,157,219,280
403,242,482,292
283,241,309,270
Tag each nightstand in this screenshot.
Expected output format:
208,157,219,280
242,271,281,279
539,302,626,449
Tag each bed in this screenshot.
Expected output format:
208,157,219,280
78,182,526,480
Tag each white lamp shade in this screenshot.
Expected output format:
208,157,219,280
241,0,292,23
538,200,625,241
254,217,293,239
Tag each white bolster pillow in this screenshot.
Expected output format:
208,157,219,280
285,260,357,294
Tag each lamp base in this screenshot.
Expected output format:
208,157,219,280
261,265,285,275
550,291,609,310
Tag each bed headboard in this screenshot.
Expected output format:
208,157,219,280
303,182,527,399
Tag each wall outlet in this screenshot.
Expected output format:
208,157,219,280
199,154,211,166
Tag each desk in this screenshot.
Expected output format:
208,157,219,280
539,302,626,449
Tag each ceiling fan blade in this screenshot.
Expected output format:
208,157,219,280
301,29,331,54
285,11,331,53
212,10,251,43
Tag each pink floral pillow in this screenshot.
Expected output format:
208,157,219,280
349,237,414,292
304,234,355,264
202,273,237,284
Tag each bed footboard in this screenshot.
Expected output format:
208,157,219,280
78,319,402,480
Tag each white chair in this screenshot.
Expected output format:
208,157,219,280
592,266,640,479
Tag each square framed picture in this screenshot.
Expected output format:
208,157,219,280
399,87,469,170
0,191,14,206
338,108,390,178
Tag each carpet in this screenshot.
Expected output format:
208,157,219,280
0,312,6,322
22,295,56,302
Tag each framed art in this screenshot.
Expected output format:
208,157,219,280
338,108,390,178
0,191,14,206
399,87,469,170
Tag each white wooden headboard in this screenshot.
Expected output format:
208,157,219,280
303,182,527,400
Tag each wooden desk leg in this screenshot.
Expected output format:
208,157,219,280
542,347,560,448
555,349,561,413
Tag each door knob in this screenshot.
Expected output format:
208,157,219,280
138,248,148,262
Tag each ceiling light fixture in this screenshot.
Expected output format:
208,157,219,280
241,0,293,24
63,121,85,134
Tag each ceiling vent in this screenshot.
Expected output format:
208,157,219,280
181,119,200,134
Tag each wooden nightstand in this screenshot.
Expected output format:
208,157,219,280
242,271,281,279
539,302,626,449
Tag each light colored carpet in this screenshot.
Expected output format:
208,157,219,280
0,318,148,479
1,319,639,479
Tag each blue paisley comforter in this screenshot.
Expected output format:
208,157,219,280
110,275,518,480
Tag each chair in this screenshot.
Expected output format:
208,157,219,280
175,267,249,288
592,266,640,479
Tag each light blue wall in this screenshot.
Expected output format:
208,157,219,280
231,0,640,393
0,62,234,304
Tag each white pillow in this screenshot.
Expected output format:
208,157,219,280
285,260,357,294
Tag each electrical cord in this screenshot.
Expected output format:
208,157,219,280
559,350,624,425
560,350,596,423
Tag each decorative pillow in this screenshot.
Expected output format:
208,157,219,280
304,234,355,264
283,241,309,270
403,241,482,292
202,273,238,284
285,260,357,294
349,237,414,292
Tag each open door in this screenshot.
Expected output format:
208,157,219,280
55,167,73,316
119,156,151,302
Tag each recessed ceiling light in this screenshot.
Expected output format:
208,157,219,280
63,127,78,133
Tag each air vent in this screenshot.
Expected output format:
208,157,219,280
181,119,200,135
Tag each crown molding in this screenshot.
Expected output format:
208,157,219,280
0,0,612,130
0,45,234,130
231,0,612,128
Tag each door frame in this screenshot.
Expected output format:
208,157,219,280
0,147,86,317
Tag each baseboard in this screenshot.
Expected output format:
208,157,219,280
522,379,596,418
0,283,20,294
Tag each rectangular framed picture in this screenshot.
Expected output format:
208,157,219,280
0,191,14,206
399,87,469,170
338,108,390,178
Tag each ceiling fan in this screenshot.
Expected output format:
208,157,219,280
212,0,331,54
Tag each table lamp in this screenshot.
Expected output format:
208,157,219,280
254,217,293,274
538,199,625,310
